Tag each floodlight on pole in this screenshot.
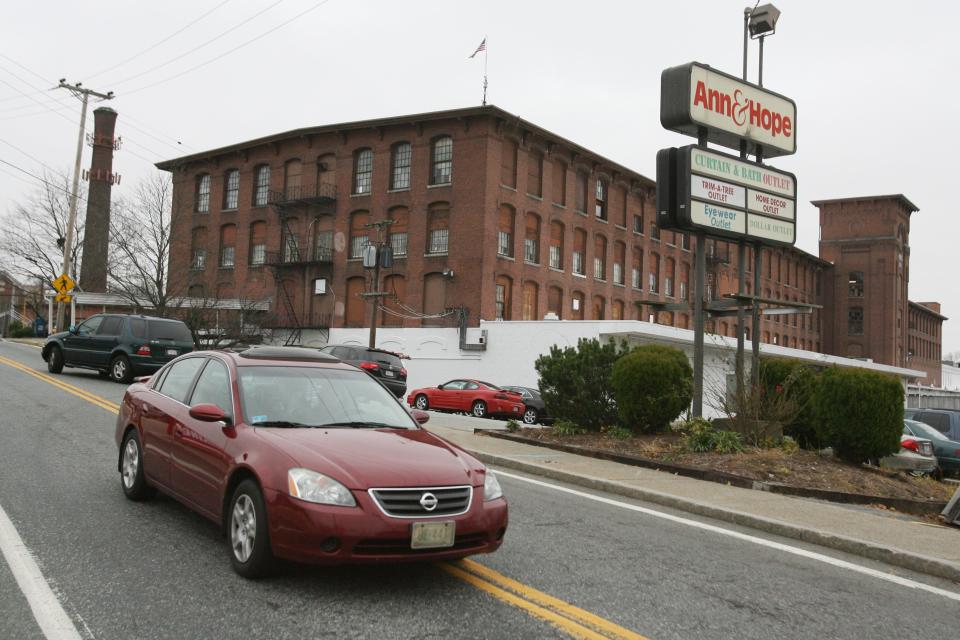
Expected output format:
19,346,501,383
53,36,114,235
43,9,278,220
748,3,781,38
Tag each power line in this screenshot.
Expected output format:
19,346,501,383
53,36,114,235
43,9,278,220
123,0,330,96
109,0,287,88
0,137,62,175
0,158,85,201
85,0,235,81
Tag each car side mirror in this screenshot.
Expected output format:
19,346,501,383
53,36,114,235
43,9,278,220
411,409,430,425
437,385,444,390
68,325,78,334
189,403,231,425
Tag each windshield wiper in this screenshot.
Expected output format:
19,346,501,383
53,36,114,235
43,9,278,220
253,420,318,428
319,421,402,429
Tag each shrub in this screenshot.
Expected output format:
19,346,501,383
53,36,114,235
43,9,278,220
812,367,904,464
504,419,520,433
759,359,819,448
535,338,624,431
11,324,35,338
610,344,692,433
552,420,586,436
605,426,633,440
679,418,743,454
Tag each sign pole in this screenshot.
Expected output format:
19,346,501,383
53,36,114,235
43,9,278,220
692,129,709,418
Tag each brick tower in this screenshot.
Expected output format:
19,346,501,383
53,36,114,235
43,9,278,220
79,107,119,292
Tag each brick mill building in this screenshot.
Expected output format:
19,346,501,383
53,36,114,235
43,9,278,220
156,105,946,385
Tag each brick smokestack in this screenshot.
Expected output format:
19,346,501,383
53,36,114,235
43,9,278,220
79,107,118,292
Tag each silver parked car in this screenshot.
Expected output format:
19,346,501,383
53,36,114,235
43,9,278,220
880,434,937,475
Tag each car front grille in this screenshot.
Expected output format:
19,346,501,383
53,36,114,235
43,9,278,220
369,486,472,518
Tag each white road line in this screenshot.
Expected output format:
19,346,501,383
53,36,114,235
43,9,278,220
0,503,83,640
495,469,960,603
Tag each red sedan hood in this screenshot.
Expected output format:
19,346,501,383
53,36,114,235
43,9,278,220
255,427,480,489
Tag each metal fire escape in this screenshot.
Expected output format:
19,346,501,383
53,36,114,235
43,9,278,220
266,182,337,346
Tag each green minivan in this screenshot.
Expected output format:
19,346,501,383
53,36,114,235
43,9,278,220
42,314,196,383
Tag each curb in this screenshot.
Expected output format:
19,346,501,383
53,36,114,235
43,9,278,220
464,448,960,584
482,430,948,516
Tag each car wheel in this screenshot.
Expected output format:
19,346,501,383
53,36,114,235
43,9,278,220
109,354,133,384
522,407,538,425
120,430,154,501
472,400,487,418
228,479,273,578
47,345,64,373
414,394,429,410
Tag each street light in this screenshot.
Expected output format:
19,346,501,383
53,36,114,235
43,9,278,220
746,3,781,87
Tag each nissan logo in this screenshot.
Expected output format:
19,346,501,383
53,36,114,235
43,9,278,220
419,492,439,512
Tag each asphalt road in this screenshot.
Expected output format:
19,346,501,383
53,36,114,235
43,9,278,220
1,339,959,640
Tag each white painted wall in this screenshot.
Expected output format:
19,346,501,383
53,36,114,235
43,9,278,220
330,319,926,419
943,363,960,391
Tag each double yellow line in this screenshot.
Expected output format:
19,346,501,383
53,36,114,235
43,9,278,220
0,355,120,415
441,560,647,639
0,353,648,639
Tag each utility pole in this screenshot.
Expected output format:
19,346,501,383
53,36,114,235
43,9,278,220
362,219,395,348
55,80,113,330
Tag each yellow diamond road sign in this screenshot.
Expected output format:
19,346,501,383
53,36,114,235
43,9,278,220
52,273,75,294
54,293,72,303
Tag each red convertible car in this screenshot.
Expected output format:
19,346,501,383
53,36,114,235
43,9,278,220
406,379,524,419
115,347,507,578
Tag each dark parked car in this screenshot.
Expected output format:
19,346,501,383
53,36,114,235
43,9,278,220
903,418,960,477
43,314,195,383
500,386,552,425
115,346,507,577
319,344,407,398
909,409,960,442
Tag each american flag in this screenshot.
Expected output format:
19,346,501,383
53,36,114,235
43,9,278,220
469,38,486,59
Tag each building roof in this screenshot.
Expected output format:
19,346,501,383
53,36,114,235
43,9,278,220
154,104,657,189
909,300,949,321
810,194,919,213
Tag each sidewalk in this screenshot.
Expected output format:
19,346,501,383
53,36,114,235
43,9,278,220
426,423,960,583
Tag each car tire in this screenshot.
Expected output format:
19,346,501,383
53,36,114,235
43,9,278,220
47,345,64,373
522,407,538,425
472,400,487,418
414,394,429,410
228,480,273,579
119,429,154,501
109,354,133,384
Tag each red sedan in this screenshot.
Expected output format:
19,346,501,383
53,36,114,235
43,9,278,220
115,347,507,578
406,379,524,419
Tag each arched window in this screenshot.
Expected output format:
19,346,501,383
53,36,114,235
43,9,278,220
680,262,689,300
190,227,207,270
592,295,605,320
632,247,643,289
552,160,567,206
612,299,624,320
430,136,453,185
648,252,660,293
317,153,336,196
194,173,211,212
222,169,239,210
849,271,864,297
524,213,541,264
571,291,585,320
352,148,373,194
349,211,370,259
284,159,302,199
665,257,676,297
314,216,334,261
345,277,366,327
252,165,270,207
613,241,625,285
617,186,628,227
219,224,236,268
595,179,608,220
388,206,409,258
282,217,300,262
549,220,564,269
522,281,539,321
593,234,607,280
527,151,543,197
249,221,267,265
390,142,412,190
498,204,515,258
427,202,450,255
575,171,588,213
495,275,513,320
572,228,587,275
422,272,447,323
547,285,563,319
381,274,407,327
500,139,518,188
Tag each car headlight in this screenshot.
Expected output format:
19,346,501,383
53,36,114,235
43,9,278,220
483,471,503,501
287,468,356,507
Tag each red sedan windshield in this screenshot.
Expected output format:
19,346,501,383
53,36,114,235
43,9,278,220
238,366,416,428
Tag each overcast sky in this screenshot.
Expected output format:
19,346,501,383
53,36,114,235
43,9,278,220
2,0,958,354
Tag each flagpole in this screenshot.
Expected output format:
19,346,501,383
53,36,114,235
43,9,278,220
482,35,488,105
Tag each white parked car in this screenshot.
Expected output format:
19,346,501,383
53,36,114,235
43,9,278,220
880,435,937,475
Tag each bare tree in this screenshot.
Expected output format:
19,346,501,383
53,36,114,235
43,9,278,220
0,171,84,288
108,174,177,315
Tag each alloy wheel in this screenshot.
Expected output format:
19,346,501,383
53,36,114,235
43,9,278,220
472,401,486,418
415,395,428,410
231,495,257,563
523,409,538,425
112,358,127,381
121,438,139,489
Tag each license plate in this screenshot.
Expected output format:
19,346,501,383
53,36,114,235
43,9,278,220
166,349,178,356
410,521,455,549
384,370,395,377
